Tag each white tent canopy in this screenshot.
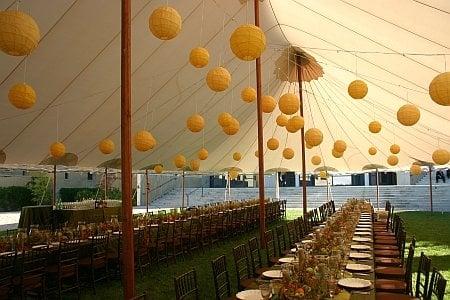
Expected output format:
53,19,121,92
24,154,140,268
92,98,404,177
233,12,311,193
0,0,449,172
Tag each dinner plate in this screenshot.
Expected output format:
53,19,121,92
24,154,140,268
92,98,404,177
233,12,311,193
236,289,264,300
262,270,283,279
357,224,372,228
346,263,373,272
358,221,372,225
290,248,297,253
0,251,14,256
351,244,372,251
32,244,49,249
353,237,372,242
349,252,372,260
338,278,372,289
354,231,372,236
279,257,296,263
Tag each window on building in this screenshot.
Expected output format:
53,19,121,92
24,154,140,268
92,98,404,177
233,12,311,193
87,172,93,180
64,172,69,179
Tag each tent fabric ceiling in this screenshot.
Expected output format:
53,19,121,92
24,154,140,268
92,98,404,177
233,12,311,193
0,0,449,173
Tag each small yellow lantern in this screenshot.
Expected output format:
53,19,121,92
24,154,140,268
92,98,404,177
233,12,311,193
206,67,231,92
410,164,422,176
261,95,276,113
286,116,304,133
368,147,377,155
311,155,321,166
198,148,208,160
332,149,343,158
319,171,328,179
390,144,400,154
154,165,163,174
278,93,299,115
223,118,240,135
283,148,294,160
333,140,347,153
8,83,36,109
229,169,239,180
189,47,209,68
190,160,200,171
134,130,156,152
369,121,381,133
254,150,259,157
174,154,186,169
0,10,40,56
229,24,266,61
99,139,115,155
387,155,399,166
50,142,66,158
186,113,205,132
233,152,242,161
432,149,450,165
305,128,323,146
397,104,420,126
348,79,368,99
267,138,279,151
276,114,288,127
218,112,232,127
429,72,450,106
148,6,181,40
241,86,256,103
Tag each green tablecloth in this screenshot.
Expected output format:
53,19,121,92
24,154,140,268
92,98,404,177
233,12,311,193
18,205,53,229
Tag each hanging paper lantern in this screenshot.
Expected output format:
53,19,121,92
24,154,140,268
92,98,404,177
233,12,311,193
134,130,156,152
99,139,114,155
254,150,259,157
50,142,65,159
148,6,181,40
8,83,36,109
387,155,398,166
174,154,186,169
154,165,163,174
410,164,422,176
206,67,231,92
333,140,347,153
0,11,40,56
397,104,420,126
432,149,450,165
223,118,240,135
368,147,377,155
241,86,256,103
286,116,304,133
218,112,232,127
229,24,266,61
332,149,343,158
276,114,288,127
390,144,400,154
368,121,381,133
311,155,321,166
267,138,279,150
189,47,209,68
198,148,208,160
190,160,200,171
233,152,242,161
283,148,294,160
348,80,368,99
278,93,299,115
305,143,313,150
429,72,450,106
319,171,328,179
229,169,239,180
186,113,205,132
261,95,276,113
305,128,323,146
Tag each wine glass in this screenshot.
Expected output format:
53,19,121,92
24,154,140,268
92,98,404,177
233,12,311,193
259,283,272,300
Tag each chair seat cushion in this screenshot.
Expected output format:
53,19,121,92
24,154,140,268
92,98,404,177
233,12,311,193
375,257,402,267
374,239,397,245
374,244,398,250
375,279,407,293
374,231,395,236
374,250,400,258
376,292,416,300
375,267,406,279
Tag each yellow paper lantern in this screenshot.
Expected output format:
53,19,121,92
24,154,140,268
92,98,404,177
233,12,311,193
387,155,399,166
429,72,450,106
148,6,181,40
267,138,279,151
410,164,422,176
8,83,36,109
0,11,40,56
50,142,65,159
99,139,114,155
233,152,242,161
283,148,294,160
190,160,200,171
229,170,239,180
189,47,209,68
333,140,347,153
278,93,299,115
218,112,232,127
332,149,343,158
369,121,381,133
154,165,163,174
397,104,420,126
134,130,156,152
174,154,186,169
311,155,321,166
254,150,259,157
262,95,276,113
276,114,288,127
368,147,377,156
241,86,256,103
286,116,304,133
348,79,368,99
186,113,205,132
305,143,313,149
206,67,231,92
319,171,328,179
390,144,400,154
223,118,240,135
432,149,450,165
198,148,208,160
305,128,323,146
229,24,266,61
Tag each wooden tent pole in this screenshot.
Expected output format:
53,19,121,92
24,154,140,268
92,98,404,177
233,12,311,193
104,167,108,200
429,165,433,212
254,0,266,247
120,0,135,298
52,164,56,207
181,171,185,208
376,168,380,211
296,55,307,217
145,169,149,213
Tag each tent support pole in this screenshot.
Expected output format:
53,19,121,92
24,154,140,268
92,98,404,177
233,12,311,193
376,168,379,211
181,171,185,208
429,166,433,212
145,169,149,213
296,55,307,217
120,0,135,298
53,164,56,207
104,167,108,200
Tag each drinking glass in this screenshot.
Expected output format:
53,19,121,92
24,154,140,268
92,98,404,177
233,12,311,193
259,283,272,300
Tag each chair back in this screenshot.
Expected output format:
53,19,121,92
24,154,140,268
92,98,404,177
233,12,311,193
426,267,447,300
19,250,47,289
211,255,231,300
89,235,109,266
404,243,415,294
264,230,277,265
131,293,147,300
0,251,15,298
275,225,286,255
248,237,262,276
174,269,199,300
286,221,297,246
415,252,432,299
232,244,251,289
58,241,79,278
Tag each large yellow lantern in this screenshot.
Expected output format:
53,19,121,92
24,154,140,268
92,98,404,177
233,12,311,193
198,148,208,160
390,144,400,154
286,116,304,133
278,93,299,115
348,79,368,99
0,11,40,56
50,142,65,158
332,149,343,158
99,139,114,155
283,148,294,160
206,67,231,92
368,147,377,155
241,86,256,103
190,160,200,171
261,95,276,113
186,113,205,132
218,112,232,127
229,24,266,61
8,83,36,109
410,164,422,176
432,149,450,165
429,72,450,106
148,6,181,40
189,47,209,68
134,130,156,152
305,128,323,146
369,121,381,133
223,118,240,135
276,114,288,127
311,155,321,166
174,154,186,169
333,140,347,153
229,170,239,180
397,104,420,126
387,155,399,166
233,152,242,161
154,165,163,174
267,138,279,150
